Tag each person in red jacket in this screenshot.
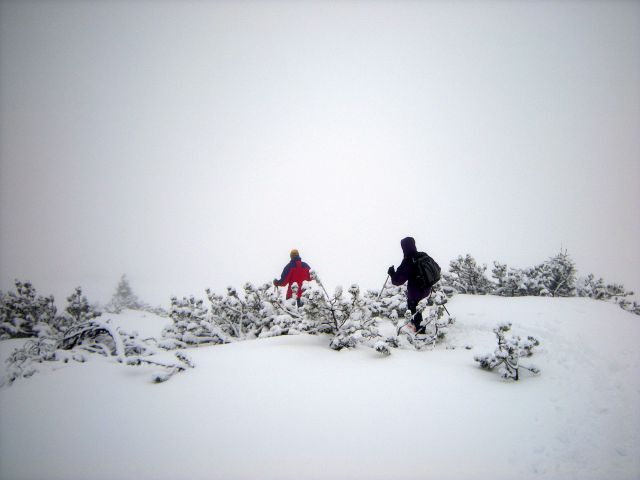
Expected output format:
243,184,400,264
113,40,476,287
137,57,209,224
273,249,312,307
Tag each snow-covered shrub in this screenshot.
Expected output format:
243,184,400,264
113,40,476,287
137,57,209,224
490,251,638,314
141,304,169,317
576,274,607,300
210,284,267,339
161,295,226,347
1,284,190,386
3,337,58,384
0,280,58,339
365,284,407,322
419,290,455,342
328,285,382,351
211,282,318,339
491,252,577,297
150,351,195,383
577,274,635,309
0,283,104,341
491,262,549,297
258,283,320,337
3,315,194,386
161,281,324,347
296,273,383,352
62,287,102,331
539,250,576,297
395,288,455,350
475,322,540,381
441,254,493,295
622,302,640,315
579,275,638,315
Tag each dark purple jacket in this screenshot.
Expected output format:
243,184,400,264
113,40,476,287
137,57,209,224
390,237,432,302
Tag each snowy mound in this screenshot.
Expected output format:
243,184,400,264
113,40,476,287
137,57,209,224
0,295,638,480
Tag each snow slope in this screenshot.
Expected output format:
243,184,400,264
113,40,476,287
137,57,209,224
0,296,638,480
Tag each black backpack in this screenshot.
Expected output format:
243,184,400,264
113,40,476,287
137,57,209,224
412,252,441,289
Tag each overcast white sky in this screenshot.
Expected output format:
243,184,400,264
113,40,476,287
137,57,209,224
1,0,639,307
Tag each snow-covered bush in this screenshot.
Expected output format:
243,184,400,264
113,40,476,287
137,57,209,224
174,273,390,354
212,282,319,339
489,251,637,314
622,302,640,315
1,283,191,386
491,252,576,298
475,322,540,381
161,281,323,347
3,315,195,386
210,284,272,339
539,250,576,297
577,274,635,306
0,280,59,339
62,287,102,331
365,284,407,322
160,295,226,348
0,282,103,339
312,283,383,351
258,282,320,337
4,337,59,384
441,255,494,295
491,262,549,297
394,288,455,350
576,274,608,300
418,289,455,342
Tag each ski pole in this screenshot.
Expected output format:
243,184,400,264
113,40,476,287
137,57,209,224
377,275,390,301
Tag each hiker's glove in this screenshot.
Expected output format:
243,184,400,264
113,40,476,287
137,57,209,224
387,266,395,276
273,279,278,286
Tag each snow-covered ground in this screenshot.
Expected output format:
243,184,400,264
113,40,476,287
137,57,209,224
0,296,638,480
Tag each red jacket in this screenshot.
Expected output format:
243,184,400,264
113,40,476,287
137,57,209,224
276,256,311,299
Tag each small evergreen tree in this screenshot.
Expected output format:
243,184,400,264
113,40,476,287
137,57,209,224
540,250,576,297
0,280,58,339
106,275,141,312
442,254,494,295
576,274,608,300
491,262,509,296
62,287,101,332
475,322,540,381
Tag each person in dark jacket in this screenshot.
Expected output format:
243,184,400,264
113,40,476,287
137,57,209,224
387,237,432,333
273,249,312,307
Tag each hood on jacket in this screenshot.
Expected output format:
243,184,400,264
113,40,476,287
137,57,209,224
401,236,418,257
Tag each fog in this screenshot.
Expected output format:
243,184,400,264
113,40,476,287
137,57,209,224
1,1,638,307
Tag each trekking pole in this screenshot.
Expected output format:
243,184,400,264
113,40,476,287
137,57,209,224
376,275,390,301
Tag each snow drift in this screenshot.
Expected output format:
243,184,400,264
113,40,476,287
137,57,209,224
0,295,638,480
